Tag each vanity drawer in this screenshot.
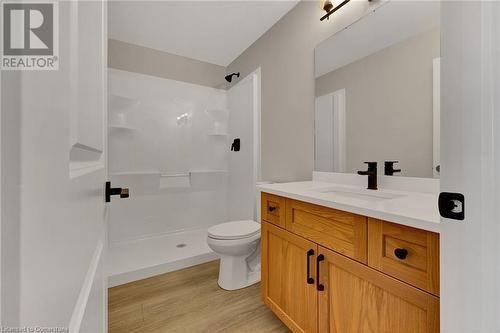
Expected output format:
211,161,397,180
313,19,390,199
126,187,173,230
368,218,440,296
285,199,367,263
261,192,286,228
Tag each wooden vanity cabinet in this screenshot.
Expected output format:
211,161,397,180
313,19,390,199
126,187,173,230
261,194,440,333
368,218,440,296
261,192,287,228
285,199,368,264
318,246,439,333
261,221,318,333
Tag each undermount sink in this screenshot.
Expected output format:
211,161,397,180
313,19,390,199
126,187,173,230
314,186,406,201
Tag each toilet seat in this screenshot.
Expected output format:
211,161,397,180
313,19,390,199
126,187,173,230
208,220,260,240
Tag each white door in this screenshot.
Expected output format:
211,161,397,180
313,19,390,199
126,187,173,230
1,1,108,332
440,2,500,331
315,89,346,173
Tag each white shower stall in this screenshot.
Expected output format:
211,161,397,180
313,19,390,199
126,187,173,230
107,68,260,286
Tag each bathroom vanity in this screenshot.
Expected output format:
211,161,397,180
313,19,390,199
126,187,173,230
258,178,440,333
258,2,442,331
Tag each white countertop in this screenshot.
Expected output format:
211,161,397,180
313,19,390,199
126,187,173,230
258,181,440,233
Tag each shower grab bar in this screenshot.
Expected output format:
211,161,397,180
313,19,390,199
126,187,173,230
160,173,190,178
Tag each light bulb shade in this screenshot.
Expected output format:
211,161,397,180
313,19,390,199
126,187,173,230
321,0,334,12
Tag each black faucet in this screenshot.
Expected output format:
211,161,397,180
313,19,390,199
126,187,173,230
357,162,378,190
384,161,401,176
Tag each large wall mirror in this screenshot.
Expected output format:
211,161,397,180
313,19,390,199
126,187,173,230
314,1,440,178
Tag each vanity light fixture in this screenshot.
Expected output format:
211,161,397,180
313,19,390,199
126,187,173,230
321,0,373,21
321,0,334,13
320,0,351,21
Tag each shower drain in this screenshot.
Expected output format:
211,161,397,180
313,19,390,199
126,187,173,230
176,243,187,248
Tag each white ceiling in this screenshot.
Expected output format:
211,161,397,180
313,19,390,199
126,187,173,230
315,1,441,77
108,1,299,67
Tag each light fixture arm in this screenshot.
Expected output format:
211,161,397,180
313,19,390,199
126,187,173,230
320,0,350,21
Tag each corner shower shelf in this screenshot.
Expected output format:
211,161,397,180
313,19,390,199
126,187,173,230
109,124,136,130
109,170,228,176
189,170,227,174
109,94,140,111
109,171,160,177
208,132,229,137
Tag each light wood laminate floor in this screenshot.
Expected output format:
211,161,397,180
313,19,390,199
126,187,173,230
109,260,290,333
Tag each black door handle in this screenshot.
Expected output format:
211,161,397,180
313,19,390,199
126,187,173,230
316,254,325,291
306,249,315,284
105,181,130,202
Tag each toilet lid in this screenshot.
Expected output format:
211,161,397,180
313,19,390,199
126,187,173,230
208,220,260,240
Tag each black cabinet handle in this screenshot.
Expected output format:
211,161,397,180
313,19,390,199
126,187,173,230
394,248,409,260
316,254,325,291
268,206,277,212
306,249,315,284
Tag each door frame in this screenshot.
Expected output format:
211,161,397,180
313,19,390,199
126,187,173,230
0,54,2,325
227,67,262,183
227,68,262,221
432,58,440,179
440,1,500,331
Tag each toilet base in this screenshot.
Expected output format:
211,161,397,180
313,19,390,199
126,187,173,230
217,255,261,291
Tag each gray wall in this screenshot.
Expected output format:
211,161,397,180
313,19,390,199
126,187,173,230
227,1,378,182
108,39,227,88
316,28,440,178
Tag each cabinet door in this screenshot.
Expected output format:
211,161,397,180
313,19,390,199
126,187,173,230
261,221,318,333
318,246,439,333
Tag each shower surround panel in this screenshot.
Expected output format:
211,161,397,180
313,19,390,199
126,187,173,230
108,69,229,243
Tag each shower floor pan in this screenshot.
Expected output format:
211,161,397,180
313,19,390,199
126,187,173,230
108,228,217,287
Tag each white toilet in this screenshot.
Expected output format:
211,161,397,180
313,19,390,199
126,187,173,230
207,220,261,290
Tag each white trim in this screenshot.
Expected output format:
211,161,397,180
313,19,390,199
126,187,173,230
101,1,108,331
253,68,262,184
231,68,262,183
432,58,440,178
227,68,262,220
0,52,2,324
68,235,104,333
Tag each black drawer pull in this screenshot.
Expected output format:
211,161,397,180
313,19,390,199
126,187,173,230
268,206,277,212
394,248,409,260
306,249,315,284
316,254,325,291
